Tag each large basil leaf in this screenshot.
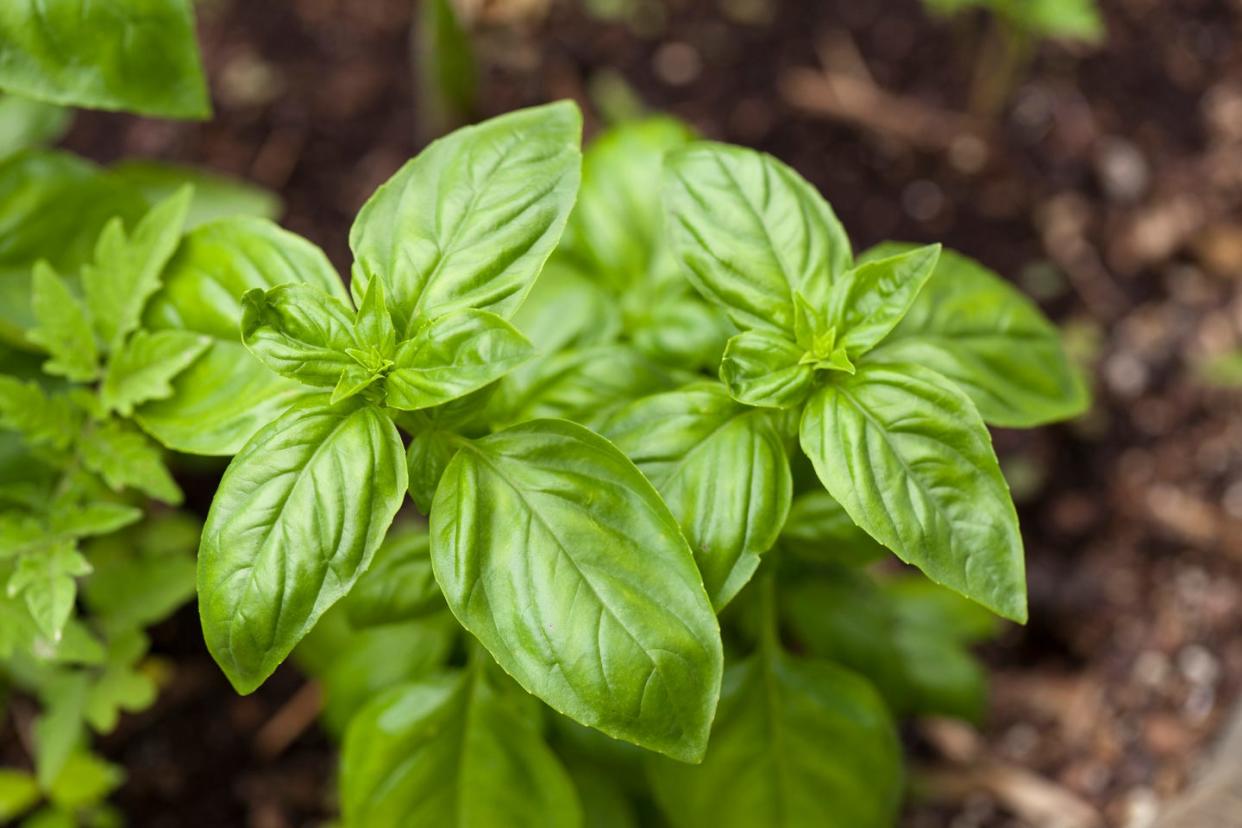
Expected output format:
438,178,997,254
862,244,1088,427
0,151,147,345
429,419,722,761
649,652,901,828
719,330,813,409
349,102,581,334
0,0,209,118
240,284,358,388
340,669,581,828
198,398,407,693
139,218,345,454
386,310,534,411
603,383,792,609
664,142,851,335
826,244,940,358
799,362,1026,621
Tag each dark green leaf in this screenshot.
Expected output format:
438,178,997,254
430,419,723,761
198,398,407,693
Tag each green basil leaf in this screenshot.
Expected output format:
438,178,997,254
719,330,813,409
649,652,902,828
80,421,182,505
241,284,359,388
341,670,581,828
561,116,695,295
0,0,209,118
429,419,723,761
386,309,534,411
349,101,582,334
82,187,192,350
629,292,731,372
0,93,69,159
510,259,621,355
863,244,1089,427
27,261,98,381
108,160,280,229
343,523,443,629
0,150,147,345
826,244,940,358
353,277,397,357
799,362,1026,621
100,329,210,416
139,217,344,455
198,398,407,693
603,383,792,610
664,142,851,335
495,344,684,429
405,428,460,514
780,490,887,567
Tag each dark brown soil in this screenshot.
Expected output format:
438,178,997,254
48,0,1242,825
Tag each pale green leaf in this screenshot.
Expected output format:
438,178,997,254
101,329,210,416
80,421,182,505
0,376,80,450
198,398,407,693
429,419,723,761
27,261,98,381
0,768,40,823
799,362,1026,621
826,244,940,357
349,102,582,334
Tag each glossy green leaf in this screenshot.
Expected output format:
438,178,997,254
430,419,723,761
799,362,1026,621
0,150,147,345
863,244,1089,427
241,284,359,388
341,669,581,828
664,142,851,335
0,0,210,118
82,187,192,350
343,523,443,629
353,278,397,357
0,94,69,159
109,160,280,229
826,244,940,358
26,261,98,381
386,310,534,411
719,330,813,409
350,102,582,334
140,217,343,454
198,398,407,693
779,490,887,567
101,329,210,416
650,652,902,828
603,383,792,609
80,421,182,505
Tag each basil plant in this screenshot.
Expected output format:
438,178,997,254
20,100,1078,827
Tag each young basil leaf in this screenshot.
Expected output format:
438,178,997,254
495,344,685,429
353,277,397,357
349,102,582,334
405,428,460,514
340,670,582,828
81,187,192,351
862,243,1089,427
799,362,1027,621
780,490,887,567
649,652,902,828
26,261,98,381
603,383,792,610
664,142,851,335
0,0,210,118
198,398,407,694
0,150,147,345
385,310,534,411
429,419,723,761
825,244,941,358
342,523,443,629
100,329,210,416
80,421,182,505
719,330,814,409
139,217,344,455
241,284,359,388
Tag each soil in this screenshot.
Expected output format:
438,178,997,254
45,0,1242,825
